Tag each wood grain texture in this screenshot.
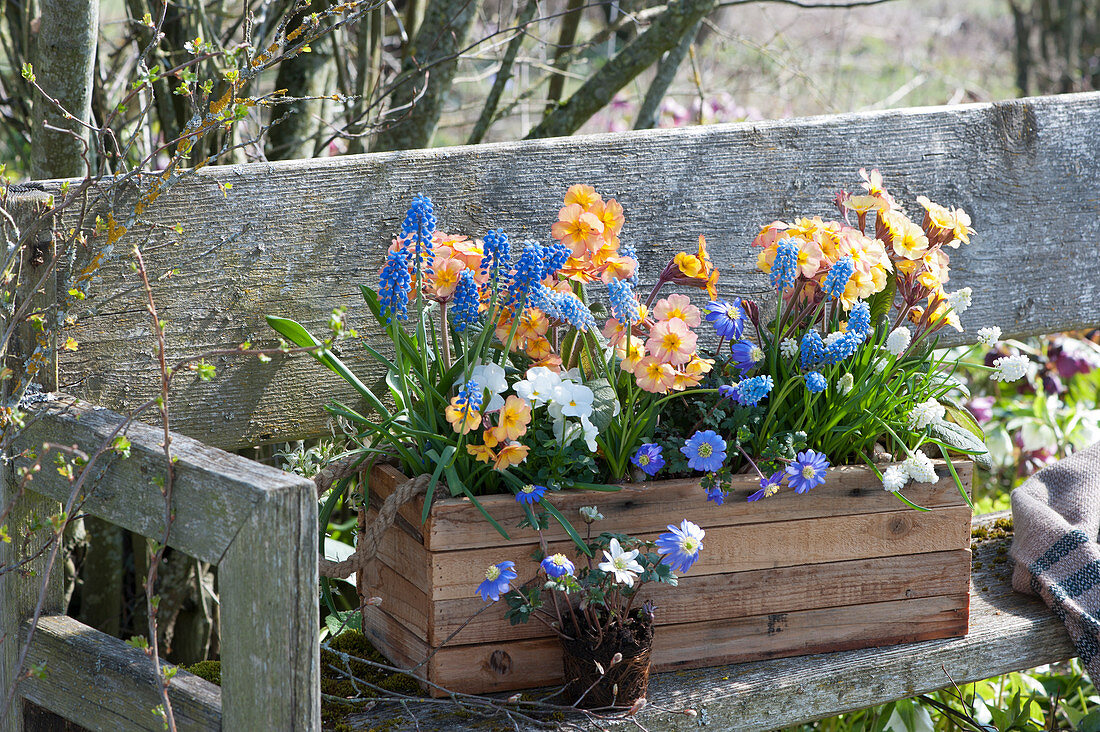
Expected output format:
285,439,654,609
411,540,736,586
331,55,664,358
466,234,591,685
11,395,309,564
371,461,971,551
363,593,969,695
219,475,320,731
351,517,1079,729
36,92,1100,449
415,550,972,646
19,615,220,732
2,192,64,732
384,504,972,602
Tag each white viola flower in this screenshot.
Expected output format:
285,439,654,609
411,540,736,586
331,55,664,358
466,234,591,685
514,366,560,406
547,401,566,440
579,414,600,452
882,466,908,492
902,452,938,484
837,373,854,396
947,287,972,315
780,338,799,359
977,326,1001,346
552,381,594,418
1020,422,1057,453
598,538,644,587
885,327,911,355
992,354,1030,382
470,362,507,412
907,398,946,430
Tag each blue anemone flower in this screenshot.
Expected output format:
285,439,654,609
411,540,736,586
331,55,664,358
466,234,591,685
541,554,575,579
515,484,547,505
681,430,727,472
631,443,665,477
786,450,831,494
655,520,705,573
705,486,727,505
705,300,745,340
730,339,764,373
477,561,517,602
747,470,785,502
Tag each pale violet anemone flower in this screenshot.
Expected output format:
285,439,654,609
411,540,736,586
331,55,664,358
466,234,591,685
655,520,705,573
514,366,561,406
470,362,508,412
552,380,594,419
598,538,644,587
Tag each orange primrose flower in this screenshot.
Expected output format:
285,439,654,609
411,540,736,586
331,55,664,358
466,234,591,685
551,204,605,256
564,184,602,210
494,442,530,470
445,395,482,434
467,444,495,463
635,356,676,394
495,395,533,441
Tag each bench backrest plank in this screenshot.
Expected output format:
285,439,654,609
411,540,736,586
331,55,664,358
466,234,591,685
42,92,1100,449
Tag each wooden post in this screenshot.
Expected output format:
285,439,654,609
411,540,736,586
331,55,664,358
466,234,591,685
1,190,64,732
220,487,320,730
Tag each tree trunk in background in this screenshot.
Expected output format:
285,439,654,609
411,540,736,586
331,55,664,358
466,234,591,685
77,519,123,636
634,18,700,130
266,0,335,161
527,0,717,139
1010,0,1099,95
30,0,98,178
370,0,483,152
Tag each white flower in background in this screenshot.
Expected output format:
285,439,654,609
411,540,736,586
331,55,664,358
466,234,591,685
977,326,1002,346
986,428,1015,468
552,381,594,418
838,373,854,396
598,538,644,587
1070,409,1100,450
947,287,972,314
470,362,507,412
902,452,938,484
992,354,1030,382
885,327,911,355
1020,422,1057,453
780,338,799,359
882,466,908,492
873,358,890,374
908,398,946,430
514,366,560,406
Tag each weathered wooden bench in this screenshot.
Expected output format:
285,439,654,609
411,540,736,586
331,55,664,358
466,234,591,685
2,89,1099,731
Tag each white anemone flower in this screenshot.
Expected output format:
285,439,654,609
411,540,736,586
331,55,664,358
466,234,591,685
598,538,644,587
470,362,507,412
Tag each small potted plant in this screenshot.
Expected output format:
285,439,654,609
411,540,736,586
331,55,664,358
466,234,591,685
477,500,704,709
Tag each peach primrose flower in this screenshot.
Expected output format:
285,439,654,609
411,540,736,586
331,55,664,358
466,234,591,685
515,308,549,345
647,317,697,366
496,395,533,441
467,444,495,463
599,255,638,283
494,442,530,470
525,336,552,361
552,204,605,256
635,356,676,393
653,294,702,327
751,221,788,250
616,338,646,373
795,239,824,278
674,236,719,300
591,198,625,242
445,395,482,434
430,256,465,300
564,184,602,209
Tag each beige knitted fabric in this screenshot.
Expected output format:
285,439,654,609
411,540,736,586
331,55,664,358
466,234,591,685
1010,441,1100,675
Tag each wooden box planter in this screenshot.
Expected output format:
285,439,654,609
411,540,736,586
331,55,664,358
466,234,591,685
360,460,973,695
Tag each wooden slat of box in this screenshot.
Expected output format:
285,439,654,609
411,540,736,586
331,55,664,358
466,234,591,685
370,462,973,552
